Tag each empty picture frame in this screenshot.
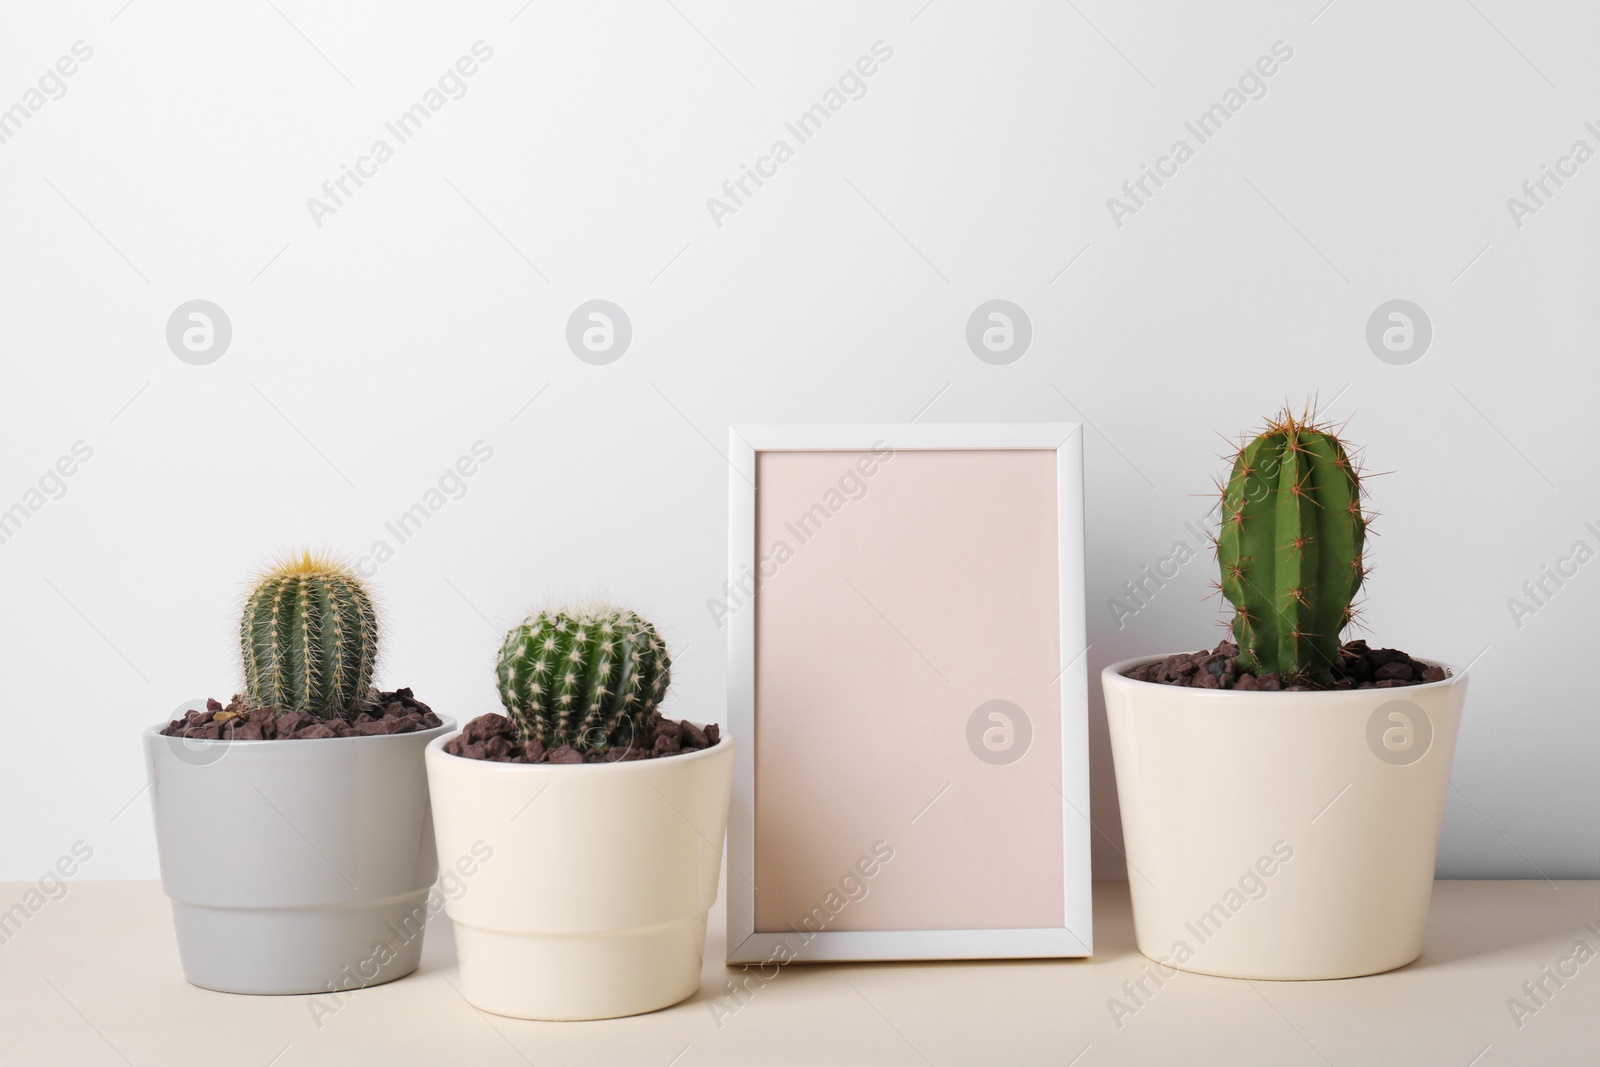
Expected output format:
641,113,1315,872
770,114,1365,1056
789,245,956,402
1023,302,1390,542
725,423,1091,964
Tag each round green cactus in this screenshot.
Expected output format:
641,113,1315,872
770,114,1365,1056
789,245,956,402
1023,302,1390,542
240,552,378,720
496,605,671,752
1217,408,1369,682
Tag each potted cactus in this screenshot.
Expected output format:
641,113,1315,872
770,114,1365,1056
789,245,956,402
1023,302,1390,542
144,553,453,994
1101,409,1467,980
426,603,733,1020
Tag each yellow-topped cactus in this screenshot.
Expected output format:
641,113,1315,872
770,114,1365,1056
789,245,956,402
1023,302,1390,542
240,551,378,720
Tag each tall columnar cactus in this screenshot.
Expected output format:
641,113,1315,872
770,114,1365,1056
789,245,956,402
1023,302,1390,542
496,605,671,753
240,552,378,720
1217,409,1369,682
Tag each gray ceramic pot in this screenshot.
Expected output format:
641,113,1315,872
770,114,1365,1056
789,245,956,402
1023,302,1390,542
144,716,453,994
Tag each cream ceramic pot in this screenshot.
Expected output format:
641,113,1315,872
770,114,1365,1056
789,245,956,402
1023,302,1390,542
1102,657,1466,980
144,717,454,994
425,732,735,1020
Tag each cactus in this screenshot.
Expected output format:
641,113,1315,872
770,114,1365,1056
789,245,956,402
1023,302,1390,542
240,552,378,720
1216,408,1369,682
496,605,671,753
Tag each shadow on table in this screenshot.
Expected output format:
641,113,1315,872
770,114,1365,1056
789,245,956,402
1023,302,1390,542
1399,880,1596,972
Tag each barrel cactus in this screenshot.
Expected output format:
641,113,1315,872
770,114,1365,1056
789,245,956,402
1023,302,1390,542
240,552,379,720
496,605,671,753
1217,409,1369,683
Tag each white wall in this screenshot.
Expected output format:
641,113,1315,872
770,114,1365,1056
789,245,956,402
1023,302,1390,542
1,0,1594,881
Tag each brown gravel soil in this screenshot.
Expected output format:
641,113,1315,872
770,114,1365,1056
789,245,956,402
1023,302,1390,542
159,688,442,740
1125,640,1448,692
445,711,721,764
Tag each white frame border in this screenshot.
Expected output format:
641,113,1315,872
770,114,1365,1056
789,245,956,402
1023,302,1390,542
726,423,1091,963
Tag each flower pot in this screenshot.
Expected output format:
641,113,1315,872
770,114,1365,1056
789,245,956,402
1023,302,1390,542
424,732,735,1020
144,717,454,994
1102,658,1465,980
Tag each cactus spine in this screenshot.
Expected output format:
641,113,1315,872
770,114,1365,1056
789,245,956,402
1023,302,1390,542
240,552,378,720
496,605,670,752
1217,409,1368,682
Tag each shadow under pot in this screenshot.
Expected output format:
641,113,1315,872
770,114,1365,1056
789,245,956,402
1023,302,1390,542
425,731,735,1020
144,716,454,995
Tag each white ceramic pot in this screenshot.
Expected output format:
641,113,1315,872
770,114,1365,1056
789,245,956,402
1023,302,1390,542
1102,657,1466,980
144,718,453,994
425,732,735,1020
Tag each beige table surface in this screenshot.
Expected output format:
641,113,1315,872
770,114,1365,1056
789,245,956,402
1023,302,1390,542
1,876,1595,1066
